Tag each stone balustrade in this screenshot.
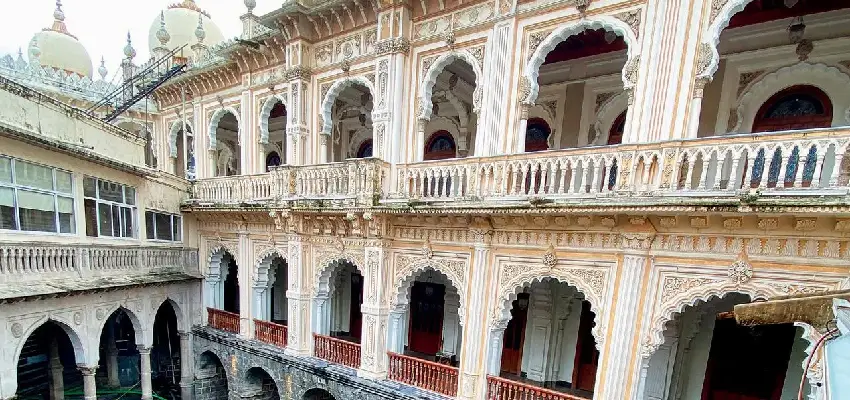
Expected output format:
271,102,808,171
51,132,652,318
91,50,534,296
0,243,199,282
189,158,390,207
396,128,849,203
187,128,849,208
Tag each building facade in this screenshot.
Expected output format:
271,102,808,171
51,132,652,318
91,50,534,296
3,0,850,399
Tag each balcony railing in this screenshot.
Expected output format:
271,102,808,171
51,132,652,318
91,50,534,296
254,319,287,348
313,333,361,369
0,244,198,282
189,158,389,206
387,352,459,397
396,128,849,202
486,375,588,400
207,308,240,334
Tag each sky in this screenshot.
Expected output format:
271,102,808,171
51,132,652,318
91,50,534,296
0,0,279,82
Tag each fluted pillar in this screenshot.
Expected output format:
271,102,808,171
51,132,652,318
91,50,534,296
477,21,515,156
77,365,98,400
138,346,153,400
237,229,253,338
179,332,194,400
457,223,494,399
358,241,391,380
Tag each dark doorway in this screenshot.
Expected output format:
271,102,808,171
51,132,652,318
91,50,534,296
349,271,364,340
408,281,446,355
572,300,598,392
223,256,240,314
500,292,530,375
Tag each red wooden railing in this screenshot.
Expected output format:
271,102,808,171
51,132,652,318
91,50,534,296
313,334,361,369
486,375,589,400
388,352,459,397
254,319,287,348
207,308,240,334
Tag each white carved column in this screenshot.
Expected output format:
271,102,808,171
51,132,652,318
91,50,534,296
240,89,254,174
179,332,193,400
387,306,407,354
477,21,515,156
458,224,494,399
442,290,461,356
286,234,312,356
49,338,64,400
237,229,253,338
77,366,97,400
596,244,651,399
359,241,392,380
138,346,153,400
285,41,312,166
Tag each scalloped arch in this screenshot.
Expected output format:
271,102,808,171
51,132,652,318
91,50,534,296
419,50,483,121
700,0,756,80
254,248,287,287
644,282,787,358
259,94,288,145
313,251,365,295
208,243,238,266
492,270,609,346
390,258,467,324
208,107,241,150
524,16,639,104
320,76,376,135
734,62,850,133
169,120,193,158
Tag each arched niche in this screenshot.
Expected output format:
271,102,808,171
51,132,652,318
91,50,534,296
259,94,288,145
208,107,241,150
418,49,483,121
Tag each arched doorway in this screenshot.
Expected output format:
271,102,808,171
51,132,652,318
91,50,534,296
640,292,811,400
244,367,279,400
16,321,83,399
324,80,374,162
313,260,363,368
419,56,479,158
152,301,181,399
752,85,833,133
303,388,336,400
487,279,599,399
356,139,373,159
196,351,229,400
98,308,141,389
524,118,551,152
607,111,626,145
424,131,457,161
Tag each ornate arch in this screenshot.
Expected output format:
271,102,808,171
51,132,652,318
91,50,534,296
254,248,287,288
13,316,88,368
732,62,850,133
169,120,193,158
523,16,639,104
698,0,755,81
491,261,612,345
313,248,365,296
419,49,484,121
390,255,468,322
208,242,238,282
320,76,376,135
208,107,241,150
259,94,288,145
593,91,629,145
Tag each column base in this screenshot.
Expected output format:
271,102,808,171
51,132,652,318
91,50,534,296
357,369,387,381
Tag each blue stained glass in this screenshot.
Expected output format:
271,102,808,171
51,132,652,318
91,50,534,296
785,147,800,185
608,160,618,190
767,149,782,187
802,146,818,184
751,149,765,185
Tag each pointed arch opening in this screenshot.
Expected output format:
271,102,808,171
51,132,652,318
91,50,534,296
98,308,143,388
320,77,377,162
260,97,287,171
170,122,195,179
152,300,182,397
419,53,480,159
15,320,84,399
209,109,241,176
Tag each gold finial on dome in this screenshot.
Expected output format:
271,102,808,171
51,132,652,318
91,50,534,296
168,0,211,19
46,0,77,39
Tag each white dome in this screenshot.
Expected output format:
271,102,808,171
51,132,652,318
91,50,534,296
148,1,225,54
28,4,93,78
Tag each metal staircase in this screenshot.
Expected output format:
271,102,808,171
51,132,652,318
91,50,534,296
88,45,188,122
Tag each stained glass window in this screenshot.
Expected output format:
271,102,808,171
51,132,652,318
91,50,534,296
764,94,824,119
751,149,765,187
802,146,818,186
784,146,800,186
767,149,782,187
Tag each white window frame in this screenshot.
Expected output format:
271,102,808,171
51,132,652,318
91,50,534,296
83,176,137,239
145,210,183,243
0,155,75,234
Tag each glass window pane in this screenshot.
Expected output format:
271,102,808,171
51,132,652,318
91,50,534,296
145,211,155,239
55,171,73,194
18,190,56,232
84,177,97,198
58,197,74,234
84,199,98,237
124,187,136,205
0,187,16,230
173,215,182,242
99,180,124,203
112,204,121,237
121,206,133,238
155,212,172,241
98,203,113,237
0,157,11,183
15,161,54,190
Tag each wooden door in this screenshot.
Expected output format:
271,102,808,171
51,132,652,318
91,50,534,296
349,271,363,340
408,282,445,355
700,318,795,400
572,301,599,392
500,293,530,375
